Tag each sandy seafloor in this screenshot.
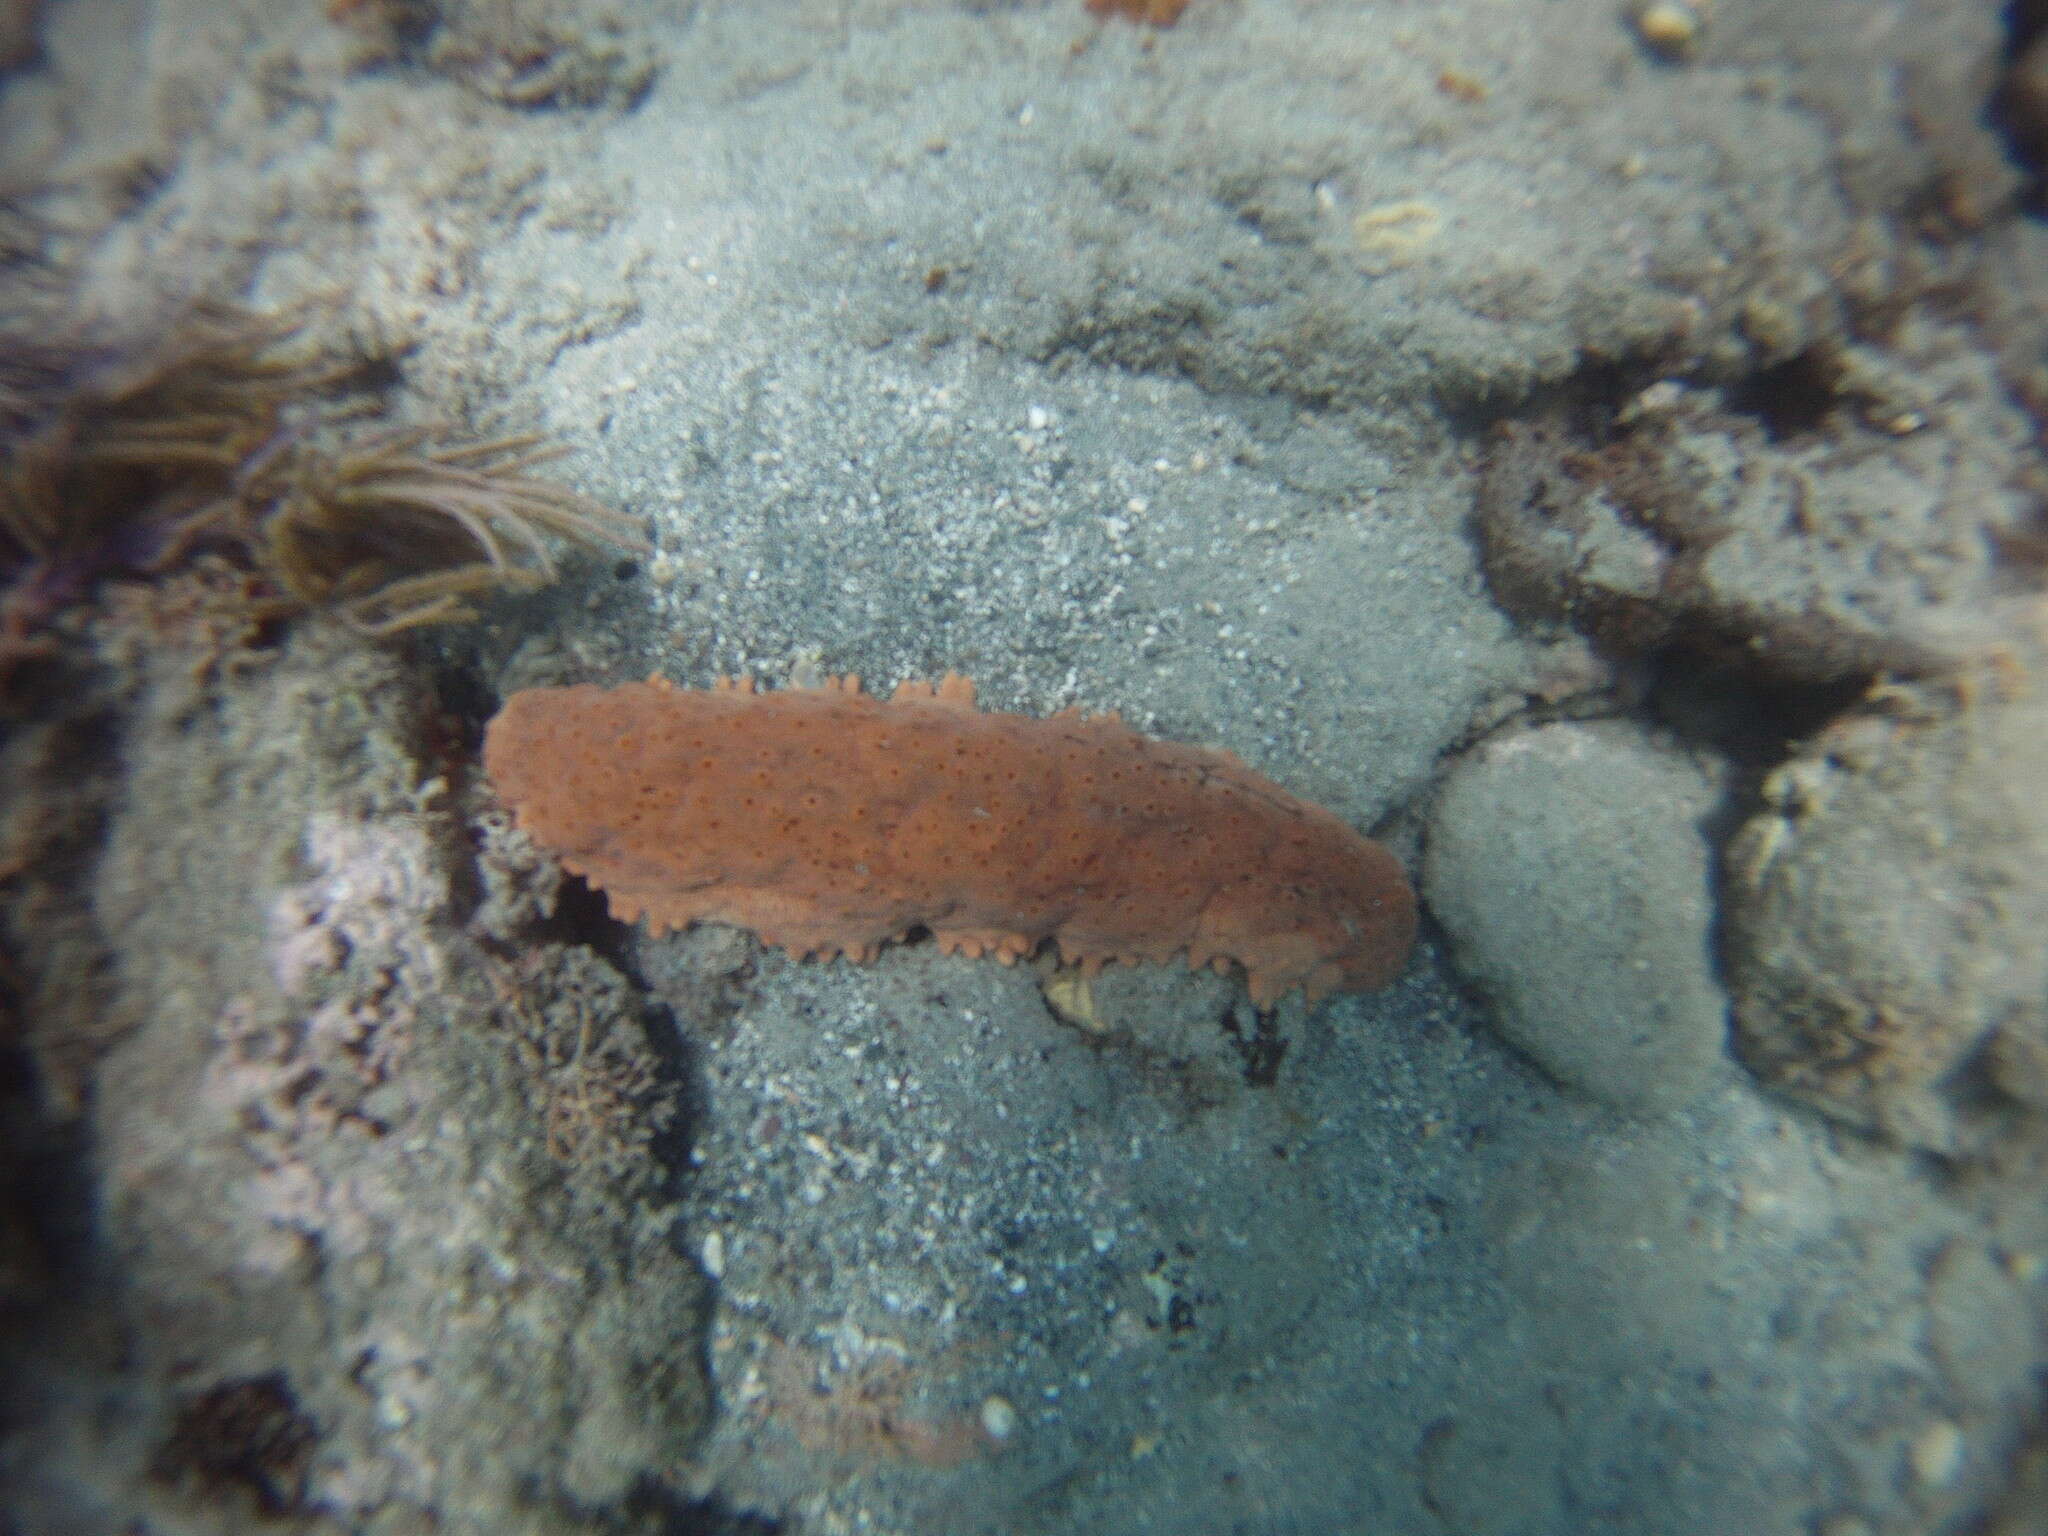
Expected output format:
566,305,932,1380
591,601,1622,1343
3,1,2048,1533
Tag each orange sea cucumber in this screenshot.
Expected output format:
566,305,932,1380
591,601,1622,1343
1085,0,1192,24
483,674,1416,1006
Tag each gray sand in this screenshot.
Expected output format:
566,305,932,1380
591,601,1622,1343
2,2,2045,1533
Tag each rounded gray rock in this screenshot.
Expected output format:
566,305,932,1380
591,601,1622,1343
1424,722,1729,1112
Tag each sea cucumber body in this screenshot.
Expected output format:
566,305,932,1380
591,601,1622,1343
483,674,1416,1005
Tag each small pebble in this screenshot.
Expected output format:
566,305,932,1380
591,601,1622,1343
980,1394,1019,1442
1630,0,1705,59
1910,1420,1965,1488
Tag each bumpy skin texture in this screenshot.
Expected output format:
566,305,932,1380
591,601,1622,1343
483,674,1416,1006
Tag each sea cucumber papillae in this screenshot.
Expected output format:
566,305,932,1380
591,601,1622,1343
483,674,1416,1006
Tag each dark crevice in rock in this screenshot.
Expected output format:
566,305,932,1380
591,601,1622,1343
1631,649,1873,769
1994,0,2048,195
625,1481,785,1535
1719,345,1845,441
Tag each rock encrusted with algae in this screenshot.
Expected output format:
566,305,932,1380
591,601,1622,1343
1724,649,2048,1151
0,628,710,1531
1474,326,2039,689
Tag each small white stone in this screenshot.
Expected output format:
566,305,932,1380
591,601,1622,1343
700,1230,725,1279
1026,406,1051,431
1910,1420,1965,1487
979,1394,1019,1442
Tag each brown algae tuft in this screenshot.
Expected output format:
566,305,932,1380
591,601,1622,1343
1,302,645,644
258,430,647,633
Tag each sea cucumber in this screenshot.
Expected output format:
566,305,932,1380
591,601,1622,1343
483,673,1416,1006
1085,0,1193,25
